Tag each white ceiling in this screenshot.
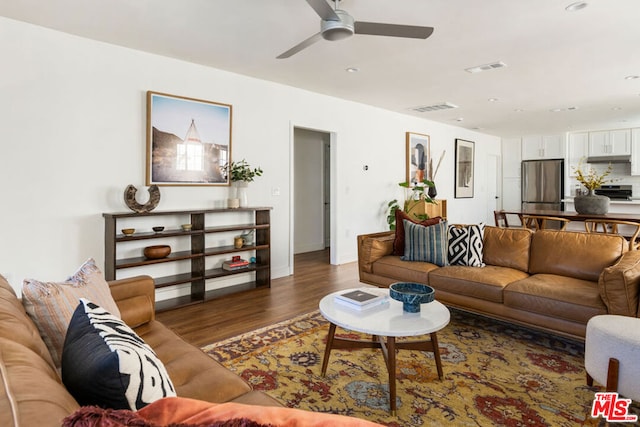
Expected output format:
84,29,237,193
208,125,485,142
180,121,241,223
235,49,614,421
2,0,640,138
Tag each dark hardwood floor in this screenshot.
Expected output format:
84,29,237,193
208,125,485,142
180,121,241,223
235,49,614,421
156,250,359,347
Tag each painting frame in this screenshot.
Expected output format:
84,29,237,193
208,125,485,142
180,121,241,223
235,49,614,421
146,91,232,186
454,138,475,198
405,132,431,185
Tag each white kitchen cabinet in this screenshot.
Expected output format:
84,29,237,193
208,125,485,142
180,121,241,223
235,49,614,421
589,129,631,156
631,128,640,176
522,134,565,160
568,132,589,176
501,138,521,178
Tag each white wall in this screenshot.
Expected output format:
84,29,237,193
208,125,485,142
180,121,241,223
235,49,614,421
0,16,500,296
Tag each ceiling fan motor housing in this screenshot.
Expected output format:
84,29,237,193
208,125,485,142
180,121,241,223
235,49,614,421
321,10,354,41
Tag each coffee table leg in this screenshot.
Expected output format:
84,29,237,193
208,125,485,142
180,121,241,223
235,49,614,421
430,332,444,380
388,336,397,416
321,323,337,376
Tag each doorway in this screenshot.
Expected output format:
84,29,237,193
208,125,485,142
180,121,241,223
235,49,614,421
486,153,502,224
293,127,332,264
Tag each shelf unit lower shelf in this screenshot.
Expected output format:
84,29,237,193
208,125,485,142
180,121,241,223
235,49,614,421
104,207,272,312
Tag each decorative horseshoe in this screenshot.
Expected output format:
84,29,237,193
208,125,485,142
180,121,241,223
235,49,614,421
124,185,161,213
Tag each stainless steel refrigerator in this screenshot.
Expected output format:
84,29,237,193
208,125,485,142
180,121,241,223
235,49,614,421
521,159,564,211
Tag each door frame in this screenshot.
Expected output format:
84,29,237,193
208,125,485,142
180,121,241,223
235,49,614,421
289,123,337,274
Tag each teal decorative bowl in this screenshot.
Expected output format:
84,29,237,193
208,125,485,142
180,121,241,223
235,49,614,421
389,282,435,313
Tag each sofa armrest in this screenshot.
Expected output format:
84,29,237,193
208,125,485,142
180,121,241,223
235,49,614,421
358,231,395,276
598,251,640,317
109,276,156,328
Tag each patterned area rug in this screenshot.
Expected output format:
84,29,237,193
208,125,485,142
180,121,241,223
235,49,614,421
202,309,617,426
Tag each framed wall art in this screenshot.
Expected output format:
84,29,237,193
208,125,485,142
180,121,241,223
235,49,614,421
146,91,232,186
454,138,475,198
406,132,430,185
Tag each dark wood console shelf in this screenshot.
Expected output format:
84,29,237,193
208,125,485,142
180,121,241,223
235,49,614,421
103,207,271,311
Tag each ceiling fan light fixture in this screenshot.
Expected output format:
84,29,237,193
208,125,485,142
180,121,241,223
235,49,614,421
321,10,354,41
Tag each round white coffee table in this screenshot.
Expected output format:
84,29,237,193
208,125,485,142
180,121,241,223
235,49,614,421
319,288,450,415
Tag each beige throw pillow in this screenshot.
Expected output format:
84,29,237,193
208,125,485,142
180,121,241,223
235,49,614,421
22,258,120,368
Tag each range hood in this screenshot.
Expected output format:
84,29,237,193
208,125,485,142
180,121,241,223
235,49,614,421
586,155,631,163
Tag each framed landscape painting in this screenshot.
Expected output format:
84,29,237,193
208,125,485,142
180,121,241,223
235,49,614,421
146,91,232,186
455,139,474,198
406,132,430,185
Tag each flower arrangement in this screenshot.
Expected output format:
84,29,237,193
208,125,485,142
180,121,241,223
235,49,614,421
228,159,263,182
573,160,613,192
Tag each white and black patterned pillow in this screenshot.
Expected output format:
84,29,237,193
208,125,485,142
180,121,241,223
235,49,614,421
448,223,485,267
61,298,175,410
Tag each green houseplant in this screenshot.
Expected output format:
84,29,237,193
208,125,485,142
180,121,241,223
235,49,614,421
226,159,263,208
386,180,436,230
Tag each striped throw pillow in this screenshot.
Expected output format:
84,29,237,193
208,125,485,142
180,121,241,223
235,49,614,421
401,219,449,266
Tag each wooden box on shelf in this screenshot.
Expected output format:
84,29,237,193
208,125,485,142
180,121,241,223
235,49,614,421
403,199,447,220
103,207,272,312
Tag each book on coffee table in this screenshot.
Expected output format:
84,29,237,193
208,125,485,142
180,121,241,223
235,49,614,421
334,289,387,309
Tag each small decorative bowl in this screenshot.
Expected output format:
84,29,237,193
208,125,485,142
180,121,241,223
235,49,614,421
181,224,192,231
143,245,171,259
389,282,435,313
152,226,165,233
121,228,135,236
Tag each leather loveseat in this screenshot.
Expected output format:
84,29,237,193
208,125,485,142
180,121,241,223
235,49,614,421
358,226,640,340
0,274,281,427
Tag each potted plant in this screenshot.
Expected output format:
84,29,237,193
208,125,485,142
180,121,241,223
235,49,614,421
572,160,613,214
226,159,263,208
387,180,436,230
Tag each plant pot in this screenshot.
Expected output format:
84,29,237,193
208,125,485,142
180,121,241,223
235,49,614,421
234,181,249,207
574,190,609,215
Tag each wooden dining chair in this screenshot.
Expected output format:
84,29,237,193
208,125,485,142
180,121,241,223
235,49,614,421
494,210,509,227
585,219,640,250
521,215,571,231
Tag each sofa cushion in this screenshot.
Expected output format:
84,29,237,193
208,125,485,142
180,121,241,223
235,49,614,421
372,256,438,284
392,210,441,256
22,258,121,368
62,299,175,410
0,338,79,427
448,223,485,267
529,230,627,282
482,226,533,273
0,275,56,369
359,232,395,274
598,250,640,317
402,220,449,266
504,274,607,324
428,265,529,303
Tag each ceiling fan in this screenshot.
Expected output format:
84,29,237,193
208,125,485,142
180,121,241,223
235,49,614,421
277,0,434,59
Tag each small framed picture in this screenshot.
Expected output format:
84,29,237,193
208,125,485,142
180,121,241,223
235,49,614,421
146,91,232,186
455,139,475,198
406,132,430,185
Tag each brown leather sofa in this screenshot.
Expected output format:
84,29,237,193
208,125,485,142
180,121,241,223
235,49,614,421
0,274,281,427
358,226,640,340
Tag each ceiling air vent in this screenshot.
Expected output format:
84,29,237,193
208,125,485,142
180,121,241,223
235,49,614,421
465,61,508,73
410,102,459,113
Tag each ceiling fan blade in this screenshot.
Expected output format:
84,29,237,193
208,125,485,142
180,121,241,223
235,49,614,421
354,22,434,39
305,0,340,21
277,32,323,59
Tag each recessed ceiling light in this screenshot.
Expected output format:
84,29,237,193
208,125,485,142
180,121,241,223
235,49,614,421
514,108,524,112
550,106,579,112
455,117,464,122
612,107,622,111
345,67,359,73
488,98,499,102
625,75,639,80
565,2,588,11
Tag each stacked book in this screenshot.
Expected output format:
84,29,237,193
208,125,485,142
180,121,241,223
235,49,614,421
334,288,389,311
222,257,250,271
